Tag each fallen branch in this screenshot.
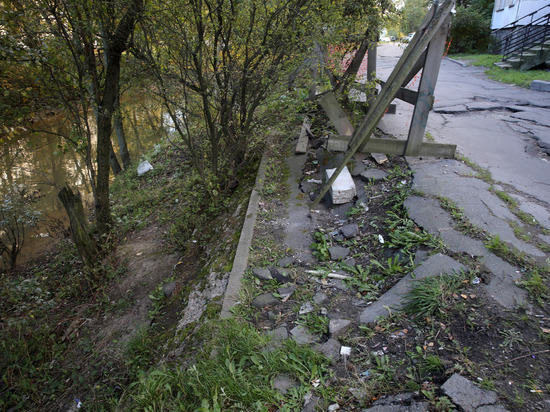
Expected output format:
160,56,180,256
494,349,549,368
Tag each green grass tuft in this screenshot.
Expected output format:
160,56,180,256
401,270,471,321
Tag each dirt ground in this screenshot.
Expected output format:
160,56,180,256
244,144,550,411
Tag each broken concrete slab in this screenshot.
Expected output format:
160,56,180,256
509,192,550,231
404,196,454,235
283,149,316,265
439,229,487,257
329,246,350,261
269,326,289,342
360,169,389,182
251,293,279,308
441,373,508,412
277,287,296,299
296,117,311,154
482,253,528,309
315,338,341,364
349,159,366,176
327,167,357,204
340,223,359,239
371,152,388,165
408,158,546,258
510,110,550,128
405,196,487,256
412,253,466,278
466,102,505,112
252,267,273,281
299,302,314,315
313,292,328,304
360,254,465,324
433,104,468,114
530,80,550,93
290,325,318,344
329,318,351,338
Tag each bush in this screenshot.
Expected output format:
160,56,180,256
0,185,41,270
449,6,492,54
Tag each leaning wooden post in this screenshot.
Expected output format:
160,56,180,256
311,0,455,210
404,15,451,156
58,185,99,265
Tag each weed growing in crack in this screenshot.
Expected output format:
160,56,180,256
297,313,329,336
421,386,455,411
438,196,486,238
406,346,445,382
509,220,550,254
401,270,472,322
499,329,523,350
485,235,528,267
370,256,410,277
456,154,493,183
515,268,549,306
384,211,443,252
310,230,332,261
343,264,381,300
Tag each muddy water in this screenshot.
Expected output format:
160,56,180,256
0,98,172,266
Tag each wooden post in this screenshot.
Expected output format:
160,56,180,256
311,0,455,209
58,185,98,265
404,15,451,156
319,92,354,135
367,42,377,82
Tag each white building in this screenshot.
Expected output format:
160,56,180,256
491,0,550,30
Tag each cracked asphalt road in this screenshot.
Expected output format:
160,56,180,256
375,43,550,231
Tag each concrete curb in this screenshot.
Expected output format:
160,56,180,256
444,56,467,67
220,150,269,318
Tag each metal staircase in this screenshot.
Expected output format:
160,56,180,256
493,4,550,71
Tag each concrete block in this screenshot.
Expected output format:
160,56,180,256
530,80,550,92
326,167,356,204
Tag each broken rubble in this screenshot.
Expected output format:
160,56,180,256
329,246,350,261
441,373,508,412
326,167,356,204
251,293,279,308
290,325,318,345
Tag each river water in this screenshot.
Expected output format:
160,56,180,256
0,97,171,266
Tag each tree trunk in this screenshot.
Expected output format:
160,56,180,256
58,185,98,265
94,0,143,236
109,137,122,176
114,93,131,169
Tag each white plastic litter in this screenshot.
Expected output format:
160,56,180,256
340,346,351,356
137,160,154,176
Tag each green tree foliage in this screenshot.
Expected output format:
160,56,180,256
449,5,492,53
6,0,144,239
0,5,51,140
456,0,494,20
139,0,322,195
400,0,431,35
0,185,41,270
